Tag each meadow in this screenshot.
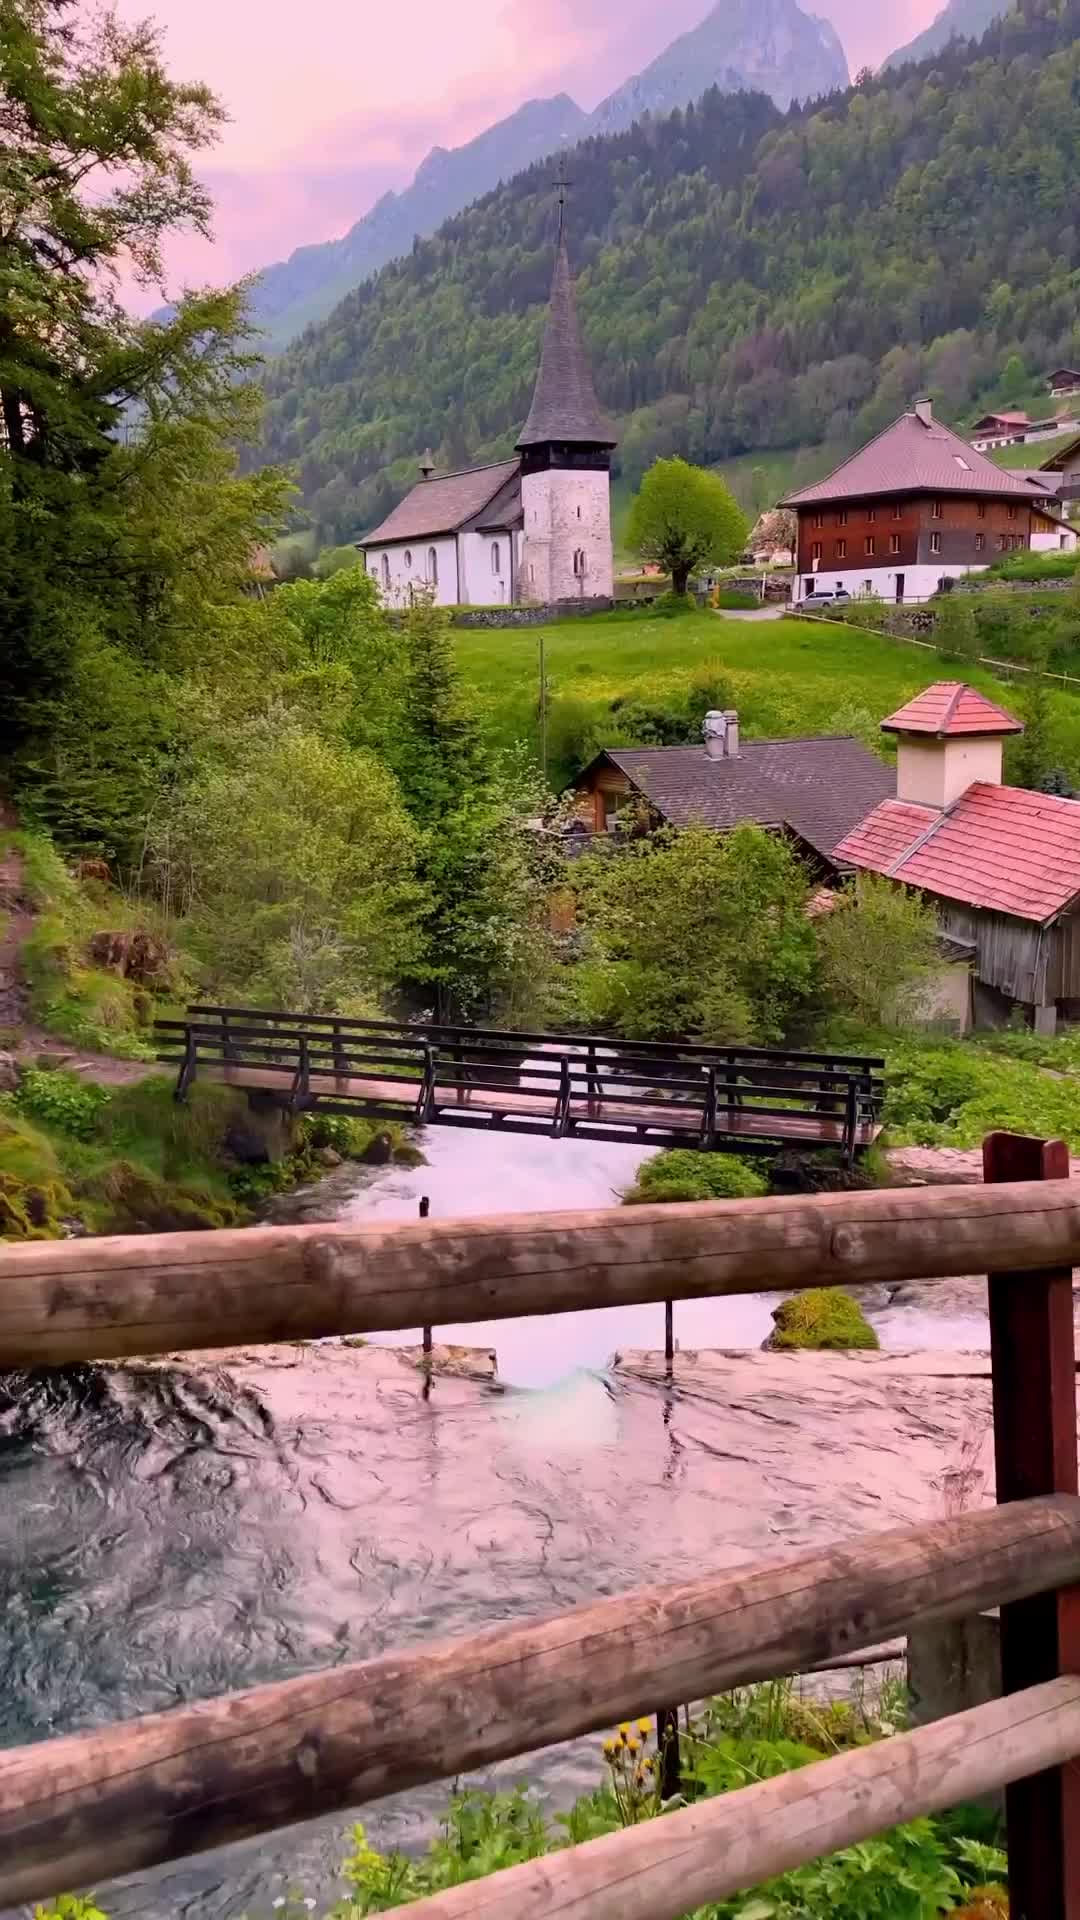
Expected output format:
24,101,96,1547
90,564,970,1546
455,608,1080,781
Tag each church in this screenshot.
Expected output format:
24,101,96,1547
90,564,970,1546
357,237,617,607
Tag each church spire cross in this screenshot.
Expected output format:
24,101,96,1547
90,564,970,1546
552,158,573,239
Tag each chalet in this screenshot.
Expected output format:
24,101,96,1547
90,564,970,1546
835,683,1080,1034
783,399,1076,607
571,711,895,878
1049,369,1080,399
968,410,1030,452
356,237,616,609
1034,430,1080,508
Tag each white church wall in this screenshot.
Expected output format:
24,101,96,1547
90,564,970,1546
364,537,458,608
459,530,512,606
521,468,613,603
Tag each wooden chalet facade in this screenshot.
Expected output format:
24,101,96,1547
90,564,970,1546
784,400,1075,606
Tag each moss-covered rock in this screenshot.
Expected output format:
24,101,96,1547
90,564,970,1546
623,1150,768,1206
765,1288,880,1352
0,1113,76,1239
76,1160,246,1234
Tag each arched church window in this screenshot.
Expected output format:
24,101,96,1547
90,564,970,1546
404,549,413,569
380,554,390,589
491,542,501,575
577,505,582,519
428,547,438,585
573,548,587,578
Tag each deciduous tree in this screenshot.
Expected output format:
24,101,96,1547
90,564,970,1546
627,459,748,596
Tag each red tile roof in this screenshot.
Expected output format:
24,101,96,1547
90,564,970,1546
782,409,1048,508
836,784,1080,924
880,683,1023,738
835,799,939,874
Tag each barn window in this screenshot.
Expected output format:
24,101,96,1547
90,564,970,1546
890,533,901,555
866,507,877,524
864,536,875,557
835,539,847,560
573,548,587,577
380,554,390,589
491,542,501,575
977,501,987,518
837,510,848,527
428,546,438,585
811,541,822,562
1008,505,1018,521
931,499,943,519
975,533,985,552
892,504,903,519
930,532,942,555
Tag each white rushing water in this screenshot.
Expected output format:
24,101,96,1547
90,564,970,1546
337,1128,990,1386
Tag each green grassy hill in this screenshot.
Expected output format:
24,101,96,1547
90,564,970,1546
457,607,1080,782
989,429,1079,470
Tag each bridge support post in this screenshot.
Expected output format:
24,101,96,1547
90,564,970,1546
984,1131,1080,1920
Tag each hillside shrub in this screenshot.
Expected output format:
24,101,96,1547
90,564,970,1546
0,1112,75,1239
623,1149,768,1205
815,878,939,1026
715,589,759,610
12,1069,111,1141
767,1288,879,1351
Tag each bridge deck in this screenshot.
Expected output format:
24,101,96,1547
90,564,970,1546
157,1010,885,1160
194,1061,880,1151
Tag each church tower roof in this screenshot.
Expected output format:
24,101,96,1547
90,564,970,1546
517,238,617,450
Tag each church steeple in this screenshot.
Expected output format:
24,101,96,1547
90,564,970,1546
517,238,617,454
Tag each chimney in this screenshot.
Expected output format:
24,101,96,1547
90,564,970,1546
723,709,739,758
419,450,435,480
703,711,728,760
914,396,934,428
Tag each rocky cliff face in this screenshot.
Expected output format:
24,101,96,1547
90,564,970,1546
588,0,849,134
883,0,1009,71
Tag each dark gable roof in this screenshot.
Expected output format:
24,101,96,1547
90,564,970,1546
358,460,519,546
592,737,896,861
517,239,617,450
782,409,1048,509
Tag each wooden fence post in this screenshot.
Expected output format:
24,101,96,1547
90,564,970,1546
984,1131,1080,1920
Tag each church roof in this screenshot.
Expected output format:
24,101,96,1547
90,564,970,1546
358,460,520,545
517,239,617,450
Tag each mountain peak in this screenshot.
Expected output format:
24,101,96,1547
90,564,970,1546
589,0,849,134
882,0,1010,71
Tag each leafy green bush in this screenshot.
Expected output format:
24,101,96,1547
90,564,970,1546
987,548,1080,581
13,1068,111,1141
0,1111,75,1239
624,1149,768,1205
767,1287,879,1351
715,590,759,610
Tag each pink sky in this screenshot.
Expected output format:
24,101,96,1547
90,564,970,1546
115,0,938,304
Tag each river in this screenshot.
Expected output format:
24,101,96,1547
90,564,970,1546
0,1129,990,1918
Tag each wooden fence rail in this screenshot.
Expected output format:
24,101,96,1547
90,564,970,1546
1,1133,1079,1916
397,1681,1080,1920
4,1176,1080,1366
2,1499,1077,1906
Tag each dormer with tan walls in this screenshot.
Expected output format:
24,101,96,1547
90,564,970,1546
880,683,1025,812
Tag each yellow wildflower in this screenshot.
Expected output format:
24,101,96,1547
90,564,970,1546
618,1722,631,1737
626,1736,640,1754
637,1718,652,1738
602,1738,617,1757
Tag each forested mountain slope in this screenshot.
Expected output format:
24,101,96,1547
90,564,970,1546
260,1,1080,546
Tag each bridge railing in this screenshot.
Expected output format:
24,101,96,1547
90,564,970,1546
0,1133,1078,1915
154,1007,885,1157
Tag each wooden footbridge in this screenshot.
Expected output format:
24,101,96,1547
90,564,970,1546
155,1006,885,1160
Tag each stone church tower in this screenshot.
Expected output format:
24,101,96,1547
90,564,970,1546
517,239,617,604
